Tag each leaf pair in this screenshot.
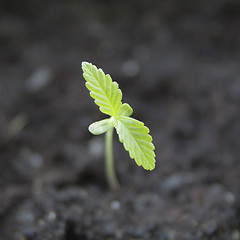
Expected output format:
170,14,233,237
82,62,155,170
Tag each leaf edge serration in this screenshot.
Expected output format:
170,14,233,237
114,116,156,170
82,61,122,117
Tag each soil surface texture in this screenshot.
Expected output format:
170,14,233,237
0,1,240,240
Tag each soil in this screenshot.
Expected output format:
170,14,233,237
0,1,240,239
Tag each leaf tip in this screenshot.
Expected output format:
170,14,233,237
143,161,155,171
88,118,114,135
81,61,91,72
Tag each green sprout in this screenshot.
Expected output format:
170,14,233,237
82,62,156,190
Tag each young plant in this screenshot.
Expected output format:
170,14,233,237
82,61,156,190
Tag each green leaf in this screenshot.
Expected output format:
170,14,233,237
89,118,114,135
114,116,155,170
117,103,133,117
82,62,122,117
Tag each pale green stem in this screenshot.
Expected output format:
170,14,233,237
105,127,119,191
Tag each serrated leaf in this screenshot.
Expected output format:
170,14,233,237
82,62,122,117
89,118,114,135
114,116,155,170
117,103,133,117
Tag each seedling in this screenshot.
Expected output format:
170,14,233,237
82,62,156,190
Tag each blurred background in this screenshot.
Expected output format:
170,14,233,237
0,0,240,239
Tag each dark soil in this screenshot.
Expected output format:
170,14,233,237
0,1,240,239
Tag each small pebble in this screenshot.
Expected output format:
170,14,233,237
110,200,120,210
224,191,235,205
29,152,43,169
161,173,194,192
20,148,44,169
88,137,104,158
25,67,52,93
79,188,88,199
46,211,56,221
18,211,35,223
232,230,240,240
122,60,139,77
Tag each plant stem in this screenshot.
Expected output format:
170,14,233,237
105,127,119,191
